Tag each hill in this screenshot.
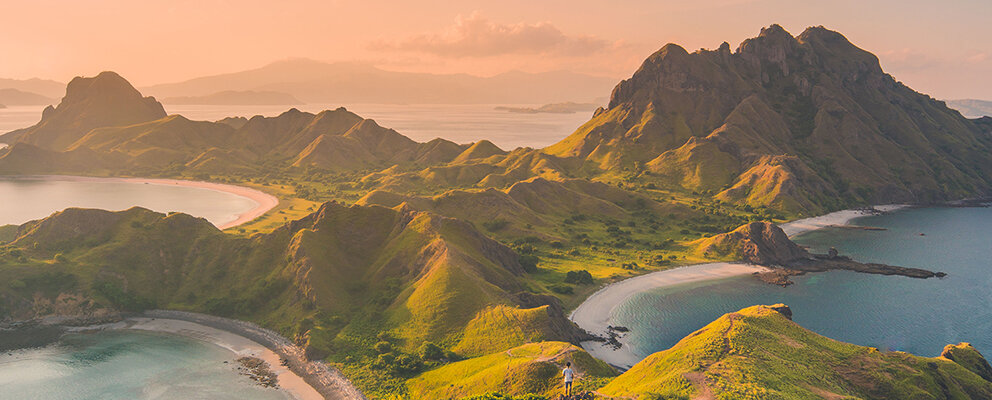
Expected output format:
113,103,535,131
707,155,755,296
948,99,992,118
544,25,992,215
142,59,616,104
162,90,303,105
601,304,992,399
0,71,166,150
0,88,54,106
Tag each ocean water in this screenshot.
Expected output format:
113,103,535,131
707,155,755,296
0,177,258,227
611,206,992,361
0,330,292,400
165,103,592,150
0,104,592,150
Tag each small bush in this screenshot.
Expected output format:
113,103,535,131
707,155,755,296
482,219,510,232
418,342,444,361
564,270,594,285
519,255,539,273
374,341,393,354
550,284,573,295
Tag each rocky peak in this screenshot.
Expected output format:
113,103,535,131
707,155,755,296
4,71,167,150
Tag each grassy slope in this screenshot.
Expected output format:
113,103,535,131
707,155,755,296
601,305,992,400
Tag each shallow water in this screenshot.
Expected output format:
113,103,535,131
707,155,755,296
0,330,292,400
0,177,258,227
611,206,992,361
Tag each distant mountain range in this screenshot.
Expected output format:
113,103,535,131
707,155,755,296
948,99,992,118
141,59,616,104
0,88,55,106
162,90,303,105
0,77,65,99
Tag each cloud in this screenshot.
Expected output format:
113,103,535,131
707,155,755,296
965,52,989,64
370,12,616,58
878,48,942,72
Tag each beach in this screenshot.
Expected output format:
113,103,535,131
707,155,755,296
71,311,366,400
569,204,910,369
30,175,278,229
569,262,769,368
778,204,908,237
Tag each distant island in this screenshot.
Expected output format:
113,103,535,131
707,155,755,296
0,88,53,106
494,101,599,114
948,99,992,118
163,90,303,105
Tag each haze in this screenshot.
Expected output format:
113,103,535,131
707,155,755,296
1,0,990,99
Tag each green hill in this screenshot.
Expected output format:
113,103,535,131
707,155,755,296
601,304,992,400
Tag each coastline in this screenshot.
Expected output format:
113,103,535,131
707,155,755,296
569,262,769,369
569,204,910,369
70,310,365,400
778,204,908,237
14,175,278,230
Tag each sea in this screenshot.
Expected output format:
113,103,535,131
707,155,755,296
0,103,594,150
0,330,291,400
0,176,259,228
610,206,992,362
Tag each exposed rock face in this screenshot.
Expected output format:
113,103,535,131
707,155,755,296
546,24,992,214
699,221,810,265
767,303,793,320
1,71,166,150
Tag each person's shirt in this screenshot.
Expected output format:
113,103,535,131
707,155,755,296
563,367,574,382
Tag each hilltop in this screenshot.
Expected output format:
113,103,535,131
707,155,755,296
0,88,54,106
602,304,992,399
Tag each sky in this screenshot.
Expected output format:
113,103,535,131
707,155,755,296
0,0,989,99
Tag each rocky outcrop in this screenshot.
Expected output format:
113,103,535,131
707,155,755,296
0,71,166,150
696,221,811,265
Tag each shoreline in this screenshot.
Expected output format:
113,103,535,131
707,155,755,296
70,310,365,400
778,204,908,237
9,175,278,230
569,263,769,369
568,204,910,369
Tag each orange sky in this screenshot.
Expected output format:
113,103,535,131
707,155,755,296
1,0,990,99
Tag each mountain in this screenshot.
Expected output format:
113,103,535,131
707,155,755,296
0,73,494,176
948,99,992,118
544,25,992,215
601,304,992,399
0,77,65,99
162,90,303,105
0,72,166,150
142,59,616,104
0,88,55,106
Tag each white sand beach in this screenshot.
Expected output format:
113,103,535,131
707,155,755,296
569,262,768,369
72,317,324,400
778,204,908,237
35,175,278,229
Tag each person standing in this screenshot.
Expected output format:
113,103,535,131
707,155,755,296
563,361,574,397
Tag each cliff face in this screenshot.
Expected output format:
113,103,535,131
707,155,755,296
0,72,166,150
545,24,992,214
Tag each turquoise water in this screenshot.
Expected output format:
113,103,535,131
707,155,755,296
612,206,992,361
0,177,258,227
0,330,291,400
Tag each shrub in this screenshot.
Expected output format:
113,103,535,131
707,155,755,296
550,284,573,295
519,255,539,273
564,270,594,285
374,341,393,354
482,219,510,232
418,342,444,361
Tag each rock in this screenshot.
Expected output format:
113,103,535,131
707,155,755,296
768,304,793,320
828,247,839,259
